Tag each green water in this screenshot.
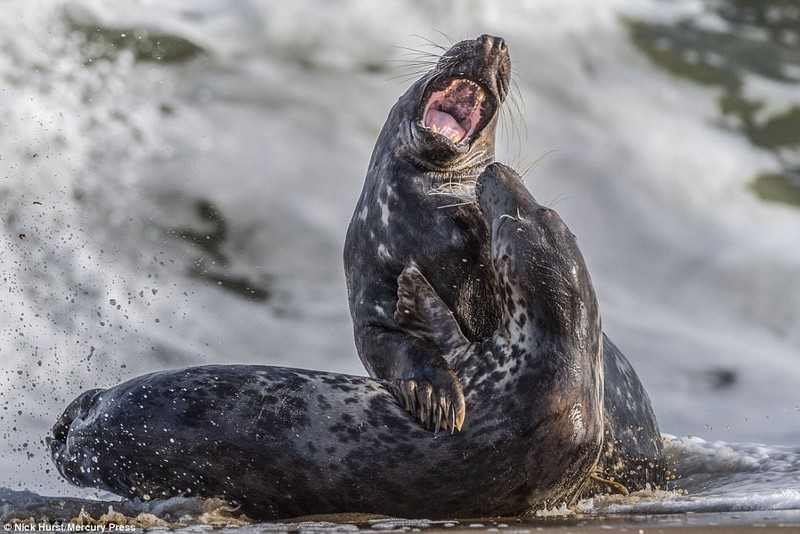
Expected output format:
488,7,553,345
627,0,800,207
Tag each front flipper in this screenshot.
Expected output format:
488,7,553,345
389,266,469,435
389,367,464,435
395,266,470,355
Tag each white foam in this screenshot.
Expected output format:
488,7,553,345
586,437,800,514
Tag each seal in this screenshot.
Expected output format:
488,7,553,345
343,35,667,492
345,34,511,433
50,163,603,519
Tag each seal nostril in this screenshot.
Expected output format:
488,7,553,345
478,34,505,51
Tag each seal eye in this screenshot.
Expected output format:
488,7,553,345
422,79,486,145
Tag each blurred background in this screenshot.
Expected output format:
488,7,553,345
1,0,799,497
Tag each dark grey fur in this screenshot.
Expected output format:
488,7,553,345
343,35,667,491
50,164,604,520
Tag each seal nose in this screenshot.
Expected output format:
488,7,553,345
478,34,506,52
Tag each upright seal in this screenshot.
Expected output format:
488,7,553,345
344,35,667,492
50,163,604,519
345,34,510,432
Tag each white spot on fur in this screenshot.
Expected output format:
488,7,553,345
570,403,585,440
379,201,389,226
378,185,393,226
377,244,390,261
358,206,369,221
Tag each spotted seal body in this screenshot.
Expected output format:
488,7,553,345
344,35,667,491
50,164,603,519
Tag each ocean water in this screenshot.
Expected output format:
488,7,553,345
1,0,799,525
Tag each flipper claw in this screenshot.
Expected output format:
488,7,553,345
389,373,465,436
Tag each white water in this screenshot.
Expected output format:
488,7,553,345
1,0,799,518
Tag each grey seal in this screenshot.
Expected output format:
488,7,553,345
343,35,667,492
49,163,604,519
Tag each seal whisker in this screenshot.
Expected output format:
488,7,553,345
390,56,440,70
388,45,444,84
510,150,557,183
461,149,490,167
427,178,479,209
500,84,528,160
435,200,477,209
410,33,450,52
387,52,465,85
388,70,435,84
389,62,438,76
514,156,535,179
393,56,439,67
510,74,525,111
545,193,574,209
427,179,477,197
527,149,557,174
392,45,442,59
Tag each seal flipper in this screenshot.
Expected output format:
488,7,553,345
395,266,470,355
389,266,469,434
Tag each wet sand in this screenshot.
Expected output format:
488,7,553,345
3,491,799,533
304,511,800,533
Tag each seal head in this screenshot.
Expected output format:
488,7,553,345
410,35,510,169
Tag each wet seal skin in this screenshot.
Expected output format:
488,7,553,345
343,35,667,493
50,163,605,520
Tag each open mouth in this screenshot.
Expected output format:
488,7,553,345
421,79,489,146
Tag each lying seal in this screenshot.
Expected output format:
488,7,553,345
50,163,603,519
344,35,667,492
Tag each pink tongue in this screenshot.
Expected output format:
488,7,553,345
424,108,466,143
